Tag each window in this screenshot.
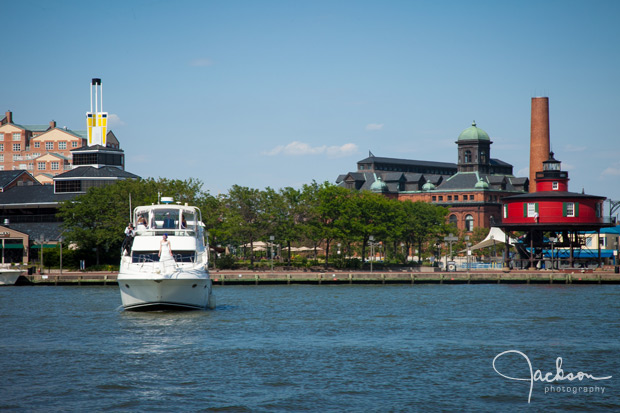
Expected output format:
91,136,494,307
0,134,3,141
586,237,592,248
454,195,459,201
34,142,40,148
464,150,471,163
465,215,474,232
449,214,457,227
552,182,559,190
45,142,54,150
526,203,538,218
448,195,452,201
72,141,78,148
28,162,33,170
596,203,602,218
12,133,20,141
480,150,487,163
432,196,437,201
37,162,46,171
51,161,59,170
438,196,443,201
13,154,20,161
563,202,578,217
12,144,20,151
0,155,3,162
503,204,508,218
0,144,3,151
58,142,67,150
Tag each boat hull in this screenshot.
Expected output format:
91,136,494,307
118,269,214,311
0,269,23,286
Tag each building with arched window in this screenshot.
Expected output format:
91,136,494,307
336,121,528,232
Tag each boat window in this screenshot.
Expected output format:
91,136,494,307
151,209,180,229
181,210,196,230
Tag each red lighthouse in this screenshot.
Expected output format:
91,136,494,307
500,97,612,269
502,152,606,228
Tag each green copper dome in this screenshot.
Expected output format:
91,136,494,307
458,121,490,141
474,179,489,189
422,181,436,191
370,175,388,192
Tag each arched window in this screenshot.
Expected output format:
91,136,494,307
449,214,458,228
464,150,472,163
480,150,487,163
465,214,474,232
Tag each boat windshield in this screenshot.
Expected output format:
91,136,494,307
134,206,200,236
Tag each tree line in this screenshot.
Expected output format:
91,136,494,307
58,178,485,269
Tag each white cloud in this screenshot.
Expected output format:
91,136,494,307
263,141,358,158
366,123,384,131
108,113,125,127
326,143,358,157
602,165,620,176
190,58,213,67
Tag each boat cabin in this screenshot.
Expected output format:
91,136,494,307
133,204,202,236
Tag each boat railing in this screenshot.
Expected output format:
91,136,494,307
134,228,196,237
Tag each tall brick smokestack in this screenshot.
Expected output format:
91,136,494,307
529,97,550,192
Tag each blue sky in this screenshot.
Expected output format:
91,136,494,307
3,0,620,205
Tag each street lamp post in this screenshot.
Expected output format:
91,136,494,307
443,233,458,271
465,235,470,273
38,235,45,275
549,236,557,271
269,235,274,271
59,237,63,275
369,235,375,273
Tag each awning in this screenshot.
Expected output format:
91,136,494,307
469,227,516,251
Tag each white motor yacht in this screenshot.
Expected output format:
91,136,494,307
117,199,215,310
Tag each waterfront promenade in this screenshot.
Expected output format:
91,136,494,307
16,267,620,286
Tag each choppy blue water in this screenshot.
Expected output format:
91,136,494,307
1,284,619,412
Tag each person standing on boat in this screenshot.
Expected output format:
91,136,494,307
123,223,135,255
158,233,174,272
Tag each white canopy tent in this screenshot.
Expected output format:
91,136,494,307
468,227,517,251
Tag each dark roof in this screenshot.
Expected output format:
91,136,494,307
0,170,39,189
0,185,77,206
53,166,139,180
71,144,124,153
489,158,512,167
9,222,64,242
502,190,606,200
357,156,456,170
438,172,524,192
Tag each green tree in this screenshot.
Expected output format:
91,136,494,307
219,185,264,265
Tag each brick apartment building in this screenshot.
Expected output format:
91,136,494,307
0,111,120,183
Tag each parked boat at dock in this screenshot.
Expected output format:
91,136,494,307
0,267,23,286
117,199,215,310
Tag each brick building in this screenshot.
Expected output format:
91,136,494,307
0,111,121,183
336,122,529,233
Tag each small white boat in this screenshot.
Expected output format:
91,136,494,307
0,268,23,286
117,199,215,311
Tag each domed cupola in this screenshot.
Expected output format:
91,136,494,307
474,178,489,189
458,121,490,142
422,181,436,191
456,121,493,174
370,175,388,193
